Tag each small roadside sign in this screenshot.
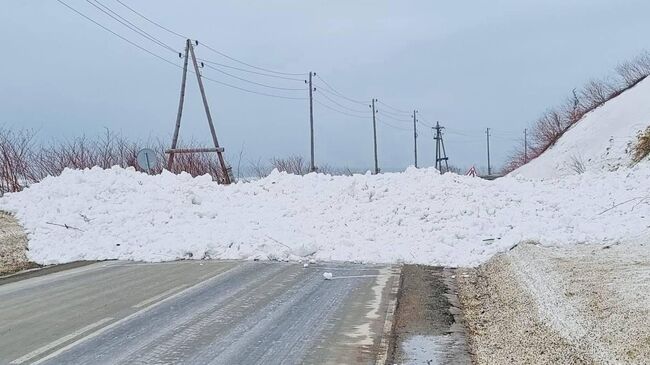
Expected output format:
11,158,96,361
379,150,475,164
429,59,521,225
136,148,158,173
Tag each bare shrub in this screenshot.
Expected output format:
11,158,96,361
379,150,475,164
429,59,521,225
505,51,650,173
0,128,37,194
568,155,586,174
617,52,650,87
270,156,310,175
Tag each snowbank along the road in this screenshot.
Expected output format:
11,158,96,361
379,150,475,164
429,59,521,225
1,165,649,267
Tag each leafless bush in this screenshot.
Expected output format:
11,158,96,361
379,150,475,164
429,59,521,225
270,156,310,175
0,129,237,194
617,52,650,87
580,78,617,109
0,128,37,194
504,51,650,173
568,154,586,174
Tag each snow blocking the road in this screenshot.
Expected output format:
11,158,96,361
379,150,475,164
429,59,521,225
1,165,649,267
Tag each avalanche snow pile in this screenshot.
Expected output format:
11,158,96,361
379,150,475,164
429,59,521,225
1,165,649,267
512,76,650,179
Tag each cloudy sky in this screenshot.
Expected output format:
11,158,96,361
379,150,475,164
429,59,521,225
1,1,649,172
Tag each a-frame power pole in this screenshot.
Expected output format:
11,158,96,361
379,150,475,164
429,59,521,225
167,39,231,184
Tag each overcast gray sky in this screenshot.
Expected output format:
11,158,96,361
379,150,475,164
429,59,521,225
1,1,649,172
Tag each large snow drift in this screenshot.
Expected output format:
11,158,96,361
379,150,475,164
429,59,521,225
1,166,649,267
513,77,650,179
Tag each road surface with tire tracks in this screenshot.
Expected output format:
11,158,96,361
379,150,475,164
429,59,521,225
0,260,400,365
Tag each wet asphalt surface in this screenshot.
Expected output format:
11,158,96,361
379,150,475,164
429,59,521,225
0,260,399,365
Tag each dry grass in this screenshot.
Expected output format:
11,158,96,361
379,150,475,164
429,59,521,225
632,126,650,163
0,211,35,275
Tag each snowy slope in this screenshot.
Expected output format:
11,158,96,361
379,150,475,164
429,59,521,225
512,77,650,179
1,166,649,267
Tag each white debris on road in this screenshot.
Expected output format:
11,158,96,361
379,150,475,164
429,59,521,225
1,163,649,267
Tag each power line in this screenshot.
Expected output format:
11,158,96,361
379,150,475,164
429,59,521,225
198,59,305,82
113,0,306,76
376,106,412,118
314,99,370,119
88,0,178,53
376,117,411,131
58,0,308,101
203,63,307,91
377,100,411,114
377,111,411,123
200,43,307,76
56,0,181,69
201,74,308,100
114,0,187,39
314,74,368,105
314,89,368,114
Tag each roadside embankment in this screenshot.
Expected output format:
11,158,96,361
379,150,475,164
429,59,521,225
458,242,650,364
0,211,35,276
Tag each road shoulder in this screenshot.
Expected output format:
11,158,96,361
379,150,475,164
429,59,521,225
387,265,471,364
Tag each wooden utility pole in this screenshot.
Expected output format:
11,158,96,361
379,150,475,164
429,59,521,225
524,128,528,163
167,39,231,184
308,72,315,172
372,98,379,174
413,110,418,168
486,127,492,176
168,39,190,169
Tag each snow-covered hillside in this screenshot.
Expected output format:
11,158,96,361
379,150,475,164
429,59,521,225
1,166,649,267
512,77,650,179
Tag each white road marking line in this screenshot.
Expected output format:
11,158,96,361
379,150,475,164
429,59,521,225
375,266,402,365
132,285,187,308
10,317,114,365
31,266,236,365
331,274,381,279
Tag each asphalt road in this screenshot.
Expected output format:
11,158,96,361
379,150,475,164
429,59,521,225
0,260,400,365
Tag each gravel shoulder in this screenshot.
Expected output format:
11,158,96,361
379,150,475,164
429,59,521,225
0,211,36,275
388,265,471,364
458,242,650,364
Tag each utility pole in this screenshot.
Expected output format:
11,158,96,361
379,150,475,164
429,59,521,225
433,122,449,174
413,110,418,168
486,128,492,176
371,98,379,174
524,128,528,163
308,72,315,172
168,39,190,170
167,39,231,184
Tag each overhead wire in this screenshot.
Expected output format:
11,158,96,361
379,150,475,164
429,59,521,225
202,63,308,91
88,0,178,53
56,0,308,101
314,74,368,105
114,0,187,39
55,0,181,69
376,118,411,131
198,59,306,82
314,89,369,114
113,0,307,76
314,100,370,119
377,100,411,114
377,111,411,123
